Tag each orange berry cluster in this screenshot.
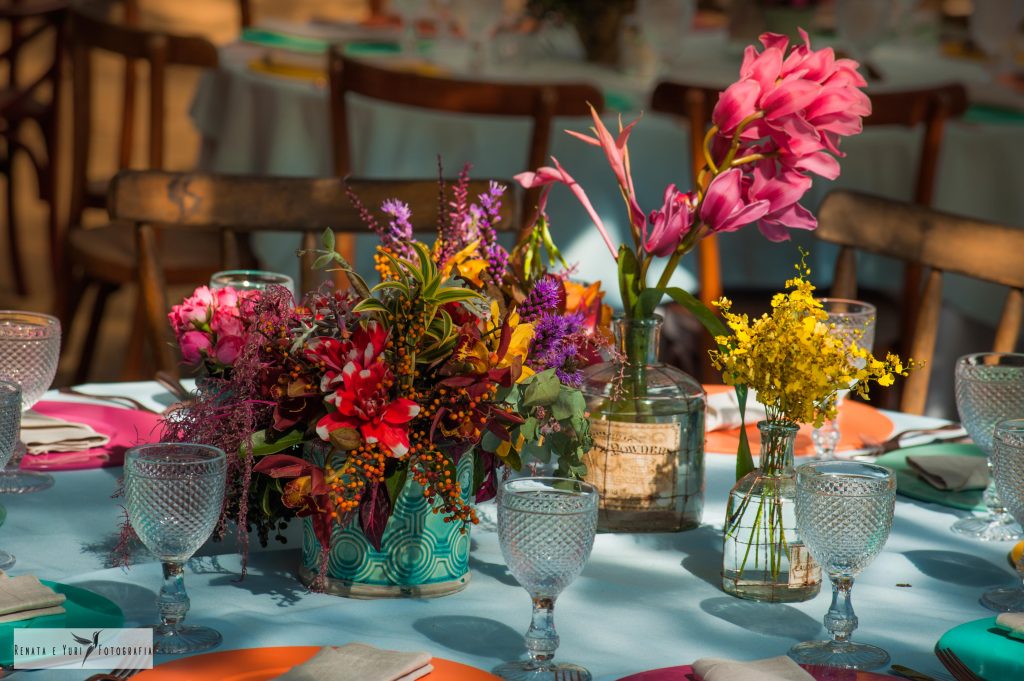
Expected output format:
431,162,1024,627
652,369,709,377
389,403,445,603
373,248,400,281
326,441,389,517
408,432,477,529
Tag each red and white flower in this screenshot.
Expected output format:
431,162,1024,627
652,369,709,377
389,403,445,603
315,358,420,457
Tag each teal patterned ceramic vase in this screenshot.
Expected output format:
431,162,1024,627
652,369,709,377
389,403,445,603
298,443,474,598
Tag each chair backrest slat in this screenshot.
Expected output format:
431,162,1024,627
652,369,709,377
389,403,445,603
817,190,1024,414
327,45,603,240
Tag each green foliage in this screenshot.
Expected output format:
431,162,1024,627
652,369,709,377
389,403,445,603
499,371,592,479
242,429,305,458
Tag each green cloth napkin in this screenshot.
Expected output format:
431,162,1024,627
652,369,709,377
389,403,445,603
241,28,400,56
964,104,1024,125
242,28,328,55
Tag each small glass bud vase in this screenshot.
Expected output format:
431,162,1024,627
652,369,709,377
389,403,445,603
722,420,822,602
581,315,706,532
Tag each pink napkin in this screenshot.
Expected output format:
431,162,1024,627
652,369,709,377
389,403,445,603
21,402,163,471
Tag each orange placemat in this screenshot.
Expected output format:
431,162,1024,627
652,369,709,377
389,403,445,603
134,646,500,681
704,385,893,457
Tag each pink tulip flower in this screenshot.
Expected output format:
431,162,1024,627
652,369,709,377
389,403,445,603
645,185,696,257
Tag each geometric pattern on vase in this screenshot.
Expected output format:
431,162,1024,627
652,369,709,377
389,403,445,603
301,443,474,595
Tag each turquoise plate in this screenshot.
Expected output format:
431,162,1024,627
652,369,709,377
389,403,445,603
0,581,124,667
874,442,986,512
937,617,1024,681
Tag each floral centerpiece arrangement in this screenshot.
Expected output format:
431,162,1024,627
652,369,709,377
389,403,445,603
714,257,913,602
145,170,607,594
514,30,871,530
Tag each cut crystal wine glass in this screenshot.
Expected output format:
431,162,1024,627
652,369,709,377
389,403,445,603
493,477,598,681
125,443,226,654
0,381,22,569
982,418,1024,611
789,461,896,670
0,310,60,494
811,299,876,461
952,352,1024,541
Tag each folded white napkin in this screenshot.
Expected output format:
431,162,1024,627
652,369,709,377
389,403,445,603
996,612,1024,641
0,573,66,623
706,390,767,431
906,455,989,491
692,656,813,681
20,411,109,455
273,643,433,681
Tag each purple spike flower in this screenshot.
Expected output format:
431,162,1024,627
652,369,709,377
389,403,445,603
380,199,415,259
519,276,564,323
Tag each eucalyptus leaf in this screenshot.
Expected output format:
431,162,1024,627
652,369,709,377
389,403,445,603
522,369,560,407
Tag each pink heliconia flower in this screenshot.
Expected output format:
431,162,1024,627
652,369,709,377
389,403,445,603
700,169,770,234
645,185,696,257
515,158,618,259
564,106,646,231
179,330,212,364
213,335,245,365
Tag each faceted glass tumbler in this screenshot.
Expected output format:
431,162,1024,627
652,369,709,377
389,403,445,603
0,311,60,494
125,443,226,654
789,461,896,670
209,269,295,296
952,353,1024,541
982,419,1024,611
494,478,598,681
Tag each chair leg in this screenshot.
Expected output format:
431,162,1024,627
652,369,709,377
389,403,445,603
121,295,149,381
4,160,29,296
73,281,117,385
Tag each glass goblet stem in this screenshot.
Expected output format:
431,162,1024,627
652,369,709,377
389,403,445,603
525,596,558,666
156,561,191,634
824,576,858,644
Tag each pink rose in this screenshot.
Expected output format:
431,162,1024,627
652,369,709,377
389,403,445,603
180,330,212,365
214,287,239,309
210,309,244,337
214,335,244,365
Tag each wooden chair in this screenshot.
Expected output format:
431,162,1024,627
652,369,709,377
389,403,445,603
326,44,604,263
817,189,1024,415
106,170,523,377
64,7,244,382
0,0,67,295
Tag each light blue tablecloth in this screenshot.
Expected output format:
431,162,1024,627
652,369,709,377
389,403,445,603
1,384,1017,679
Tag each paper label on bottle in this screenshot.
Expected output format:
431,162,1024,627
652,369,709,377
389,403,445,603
788,543,822,588
583,420,681,511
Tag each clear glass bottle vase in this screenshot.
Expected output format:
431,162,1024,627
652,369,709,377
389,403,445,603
581,315,706,532
722,420,821,602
